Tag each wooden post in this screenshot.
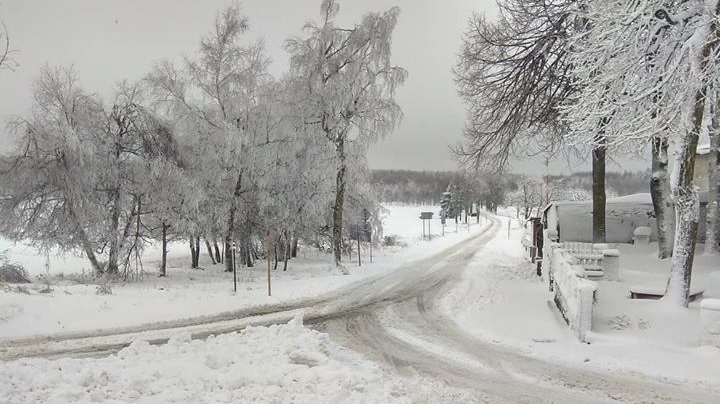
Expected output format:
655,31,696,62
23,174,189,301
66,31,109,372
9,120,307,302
266,230,271,297
508,219,511,238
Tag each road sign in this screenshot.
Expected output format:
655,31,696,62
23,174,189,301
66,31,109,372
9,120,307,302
420,212,433,220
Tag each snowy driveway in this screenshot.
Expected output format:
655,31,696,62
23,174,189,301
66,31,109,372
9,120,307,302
3,217,720,403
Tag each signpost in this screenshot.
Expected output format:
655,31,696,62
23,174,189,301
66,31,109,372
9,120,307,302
420,211,433,240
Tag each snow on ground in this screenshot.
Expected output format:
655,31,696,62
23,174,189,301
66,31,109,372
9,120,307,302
0,316,475,404
443,214,720,387
0,204,485,339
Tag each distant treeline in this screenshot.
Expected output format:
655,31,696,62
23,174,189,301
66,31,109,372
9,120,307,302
371,170,457,205
371,169,652,204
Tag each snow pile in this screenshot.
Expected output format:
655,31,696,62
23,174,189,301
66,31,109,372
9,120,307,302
701,298,720,347
0,318,413,404
550,247,598,343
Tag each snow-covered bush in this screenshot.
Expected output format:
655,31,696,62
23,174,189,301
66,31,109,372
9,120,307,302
4,284,29,294
383,235,399,246
95,278,113,295
0,250,29,283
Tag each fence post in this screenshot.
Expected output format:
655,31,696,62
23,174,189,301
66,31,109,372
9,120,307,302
602,249,620,281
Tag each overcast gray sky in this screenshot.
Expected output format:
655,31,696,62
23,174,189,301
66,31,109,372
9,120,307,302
0,0,647,174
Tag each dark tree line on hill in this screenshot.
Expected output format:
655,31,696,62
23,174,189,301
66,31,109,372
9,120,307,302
371,169,652,205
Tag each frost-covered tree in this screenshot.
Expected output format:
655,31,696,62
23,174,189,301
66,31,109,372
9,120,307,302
507,175,545,220
0,67,179,277
285,0,406,266
564,0,720,306
440,190,452,221
147,5,272,272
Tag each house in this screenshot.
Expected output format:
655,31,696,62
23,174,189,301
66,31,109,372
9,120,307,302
543,194,658,243
544,191,711,243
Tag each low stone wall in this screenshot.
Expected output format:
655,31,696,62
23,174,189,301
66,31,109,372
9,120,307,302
701,298,720,347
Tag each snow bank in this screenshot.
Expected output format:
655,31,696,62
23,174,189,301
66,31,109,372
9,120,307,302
701,298,720,348
549,247,598,343
0,318,413,404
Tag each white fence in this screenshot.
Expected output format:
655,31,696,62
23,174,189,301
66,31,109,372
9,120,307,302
544,242,598,343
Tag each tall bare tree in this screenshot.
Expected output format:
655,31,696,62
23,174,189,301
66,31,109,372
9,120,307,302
453,0,613,241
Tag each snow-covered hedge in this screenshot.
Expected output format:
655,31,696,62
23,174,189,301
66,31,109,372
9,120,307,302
549,247,598,343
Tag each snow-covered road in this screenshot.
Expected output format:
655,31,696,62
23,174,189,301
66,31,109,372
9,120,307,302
319,216,720,403
3,216,720,403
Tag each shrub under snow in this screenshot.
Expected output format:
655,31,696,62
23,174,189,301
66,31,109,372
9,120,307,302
0,250,30,284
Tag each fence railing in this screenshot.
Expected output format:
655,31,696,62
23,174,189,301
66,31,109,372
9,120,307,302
543,241,598,343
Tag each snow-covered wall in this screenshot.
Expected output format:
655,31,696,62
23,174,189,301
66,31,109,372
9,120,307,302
547,246,598,343
701,299,720,347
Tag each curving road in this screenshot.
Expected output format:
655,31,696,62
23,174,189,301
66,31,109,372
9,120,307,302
310,217,720,404
2,216,719,403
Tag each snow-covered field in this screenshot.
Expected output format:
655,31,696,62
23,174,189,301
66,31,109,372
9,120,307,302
0,204,484,338
442,215,720,386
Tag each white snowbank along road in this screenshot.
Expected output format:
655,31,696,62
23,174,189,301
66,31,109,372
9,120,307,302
3,214,720,403
0,318,435,404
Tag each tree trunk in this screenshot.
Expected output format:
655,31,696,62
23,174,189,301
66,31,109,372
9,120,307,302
106,187,122,275
291,237,298,258
194,236,200,268
66,201,104,276
651,135,674,258
283,231,290,271
160,222,169,277
213,239,223,263
332,137,347,266
246,237,254,267
592,131,607,243
205,238,216,265
189,238,197,269
665,91,704,307
706,93,720,254
273,235,279,270
665,4,719,306
225,173,243,272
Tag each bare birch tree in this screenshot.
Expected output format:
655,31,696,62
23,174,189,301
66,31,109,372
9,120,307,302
286,0,406,266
